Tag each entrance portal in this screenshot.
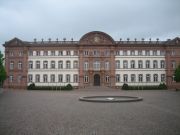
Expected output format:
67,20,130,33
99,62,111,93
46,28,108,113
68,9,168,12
94,74,100,86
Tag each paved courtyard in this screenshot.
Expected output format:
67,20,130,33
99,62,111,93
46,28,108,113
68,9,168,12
0,87,180,135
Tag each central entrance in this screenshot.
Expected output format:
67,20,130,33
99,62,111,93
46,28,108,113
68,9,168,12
94,74,100,86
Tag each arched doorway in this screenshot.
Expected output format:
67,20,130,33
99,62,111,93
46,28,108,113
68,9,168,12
94,74,100,86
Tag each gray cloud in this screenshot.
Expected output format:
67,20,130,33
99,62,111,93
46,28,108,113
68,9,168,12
0,0,180,52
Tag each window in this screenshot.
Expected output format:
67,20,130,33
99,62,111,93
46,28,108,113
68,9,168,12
131,50,135,56
28,74,33,83
29,61,33,69
18,75,22,83
9,75,13,82
146,74,151,82
74,51,78,55
172,61,176,69
66,61,71,69
93,50,99,56
145,50,150,56
160,50,165,56
105,61,110,70
84,75,89,83
123,61,128,69
93,61,100,71
73,61,78,69
36,61,40,69
153,50,157,56
123,50,127,56
131,74,136,82
43,61,48,69
105,75,110,83
116,51,119,55
58,51,63,56
160,60,165,68
138,74,143,82
43,74,48,82
146,60,150,68
66,74,70,82
116,74,120,82
153,60,158,68
172,75,175,82
19,51,23,56
51,51,55,56
161,74,165,82
73,74,78,83
84,51,89,56
50,74,55,82
84,62,89,70
131,60,135,68
116,60,120,69
58,61,63,69
58,74,63,82
10,61,14,70
18,61,22,70
153,74,158,82
51,61,55,69
105,50,110,56
28,51,33,56
66,51,70,56
138,60,143,68
10,51,14,56
35,74,40,82
43,51,48,56
138,50,142,56
171,50,175,56
36,51,40,56
123,74,128,82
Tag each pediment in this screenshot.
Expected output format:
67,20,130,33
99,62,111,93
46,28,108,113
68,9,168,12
79,31,115,45
4,37,24,47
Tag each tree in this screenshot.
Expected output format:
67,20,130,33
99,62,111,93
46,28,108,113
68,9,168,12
174,65,180,82
0,51,7,87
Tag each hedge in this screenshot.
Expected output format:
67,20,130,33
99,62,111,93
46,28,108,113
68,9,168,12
122,83,167,90
27,83,73,91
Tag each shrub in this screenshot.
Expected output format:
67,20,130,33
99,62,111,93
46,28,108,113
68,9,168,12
27,83,35,90
158,83,167,89
65,84,73,90
122,83,129,90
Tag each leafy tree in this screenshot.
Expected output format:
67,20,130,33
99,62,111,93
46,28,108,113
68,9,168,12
0,51,7,87
174,65,180,82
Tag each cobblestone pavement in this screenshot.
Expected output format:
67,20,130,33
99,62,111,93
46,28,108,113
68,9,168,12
0,88,180,135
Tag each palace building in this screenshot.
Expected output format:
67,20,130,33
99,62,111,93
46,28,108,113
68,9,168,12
3,31,180,89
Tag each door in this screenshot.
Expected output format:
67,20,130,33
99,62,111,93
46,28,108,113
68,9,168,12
94,74,100,86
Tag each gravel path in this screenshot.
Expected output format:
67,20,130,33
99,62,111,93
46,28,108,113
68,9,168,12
0,88,180,135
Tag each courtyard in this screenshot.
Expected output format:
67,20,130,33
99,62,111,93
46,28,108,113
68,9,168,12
0,88,180,135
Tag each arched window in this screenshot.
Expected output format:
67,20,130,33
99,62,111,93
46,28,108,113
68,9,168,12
73,61,78,69
116,60,120,69
36,61,40,69
153,60,158,68
123,61,128,69
146,74,151,82
58,61,63,69
28,61,33,69
130,60,135,68
116,74,120,82
105,61,110,70
105,75,110,83
138,60,143,68
35,74,40,82
66,61,71,69
153,74,158,82
123,74,128,82
43,61,48,69
160,60,165,68
51,61,55,69
43,74,48,82
66,74,71,82
138,74,143,82
146,60,150,68
50,74,55,82
131,74,136,82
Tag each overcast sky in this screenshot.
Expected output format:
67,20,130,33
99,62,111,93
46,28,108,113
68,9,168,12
0,0,180,52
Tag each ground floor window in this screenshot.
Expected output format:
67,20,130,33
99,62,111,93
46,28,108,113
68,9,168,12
73,74,78,83
123,74,128,82
28,74,33,83
84,75,89,83
105,75,110,83
116,74,120,82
